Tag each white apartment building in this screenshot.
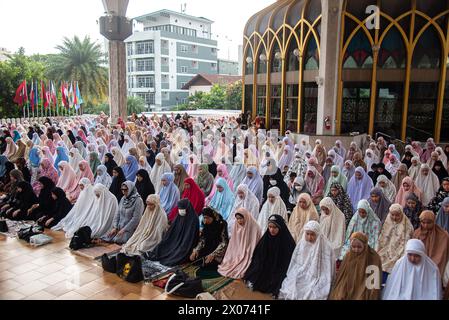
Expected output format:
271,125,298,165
125,9,219,110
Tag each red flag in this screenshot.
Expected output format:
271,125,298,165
30,81,35,111
61,82,69,108
41,80,49,108
13,80,28,106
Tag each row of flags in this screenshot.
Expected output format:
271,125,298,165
13,80,83,111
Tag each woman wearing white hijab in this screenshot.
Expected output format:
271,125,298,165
278,221,335,300
328,149,344,169
299,138,312,157
364,149,379,172
382,239,442,300
435,146,448,170
86,184,119,239
288,193,319,243
95,165,112,188
138,156,152,176
121,194,168,256
416,164,440,206
150,153,172,193
408,156,422,180
375,175,397,203
121,135,136,156
319,197,346,258
69,148,84,174
257,187,288,233
334,140,346,159
111,147,126,166
52,178,95,238
278,146,294,172
229,184,260,234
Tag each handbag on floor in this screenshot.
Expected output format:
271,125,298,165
165,269,204,298
17,225,44,242
101,254,117,273
69,226,92,250
116,253,143,283
29,234,53,247
0,220,8,233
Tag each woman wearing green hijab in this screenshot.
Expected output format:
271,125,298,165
324,165,348,196
89,152,102,178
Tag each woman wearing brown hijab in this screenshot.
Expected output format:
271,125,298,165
413,210,449,275
392,163,409,193
329,232,382,300
173,164,189,195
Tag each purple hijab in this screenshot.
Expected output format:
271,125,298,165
347,167,374,211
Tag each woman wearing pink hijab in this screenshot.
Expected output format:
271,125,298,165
56,161,80,202
32,158,60,195
218,208,262,279
45,139,56,155
41,146,54,164
395,176,423,207
76,160,94,183
206,164,234,203
77,129,89,145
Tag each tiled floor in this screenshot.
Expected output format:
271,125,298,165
0,230,272,300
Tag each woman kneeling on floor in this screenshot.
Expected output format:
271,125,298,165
189,207,229,270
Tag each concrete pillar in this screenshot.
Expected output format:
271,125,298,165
108,40,128,122
316,0,344,135
100,0,132,124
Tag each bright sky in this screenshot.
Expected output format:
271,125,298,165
0,0,274,61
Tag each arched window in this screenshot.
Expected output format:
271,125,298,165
286,38,300,72
378,28,406,69
412,27,441,69
244,45,254,75
304,34,319,70
270,40,282,73
256,45,267,74
343,30,373,69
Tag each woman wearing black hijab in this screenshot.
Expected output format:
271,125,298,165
118,132,125,148
5,181,38,221
0,137,7,155
37,187,73,228
104,153,118,176
244,215,295,297
109,166,127,202
372,162,392,184
144,198,199,266
15,158,31,183
67,130,76,145
432,160,449,184
28,177,56,221
401,151,413,169
263,168,290,206
27,127,35,140
189,207,229,270
135,169,155,207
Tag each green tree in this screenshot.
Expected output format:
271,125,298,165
127,96,145,115
205,84,226,109
225,80,242,110
0,48,46,118
46,36,108,104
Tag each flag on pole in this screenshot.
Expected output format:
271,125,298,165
13,80,28,106
30,81,35,111
61,82,69,108
50,81,57,108
68,81,74,108
34,81,39,110
41,80,49,108
75,82,83,110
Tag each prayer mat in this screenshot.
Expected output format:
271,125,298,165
69,243,122,259
183,265,234,294
142,260,173,282
0,220,34,238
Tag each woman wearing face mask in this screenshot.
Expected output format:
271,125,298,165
329,232,382,300
340,200,381,260
218,208,262,279
245,215,296,298
288,193,319,243
278,221,335,300
144,199,199,267
383,239,441,300
377,204,414,283
262,168,290,207
258,187,288,233
189,207,229,270
100,182,144,244
169,178,205,222
414,210,449,276
288,177,310,212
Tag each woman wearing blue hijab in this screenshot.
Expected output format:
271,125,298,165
209,178,235,221
159,172,180,214
32,133,41,146
122,155,139,181
12,130,21,143
54,146,70,175
29,147,41,168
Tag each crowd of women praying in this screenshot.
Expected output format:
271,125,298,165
0,112,449,300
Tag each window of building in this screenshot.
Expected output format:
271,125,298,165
136,76,154,88
191,45,198,54
343,31,373,69
286,43,299,72
136,41,154,54
136,58,154,72
181,82,187,88
374,83,404,139
127,43,134,56
378,28,406,69
270,85,281,130
442,82,449,141
341,83,371,134
211,63,217,71
127,59,134,72
211,48,217,55
128,76,134,89
136,93,155,106
192,61,198,69
244,85,253,116
302,83,318,134
180,45,188,53
181,66,188,73
257,85,266,117
271,42,282,73
304,36,319,70
286,84,299,132
407,82,438,140
162,92,170,101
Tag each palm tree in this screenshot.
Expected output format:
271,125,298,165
47,36,108,102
